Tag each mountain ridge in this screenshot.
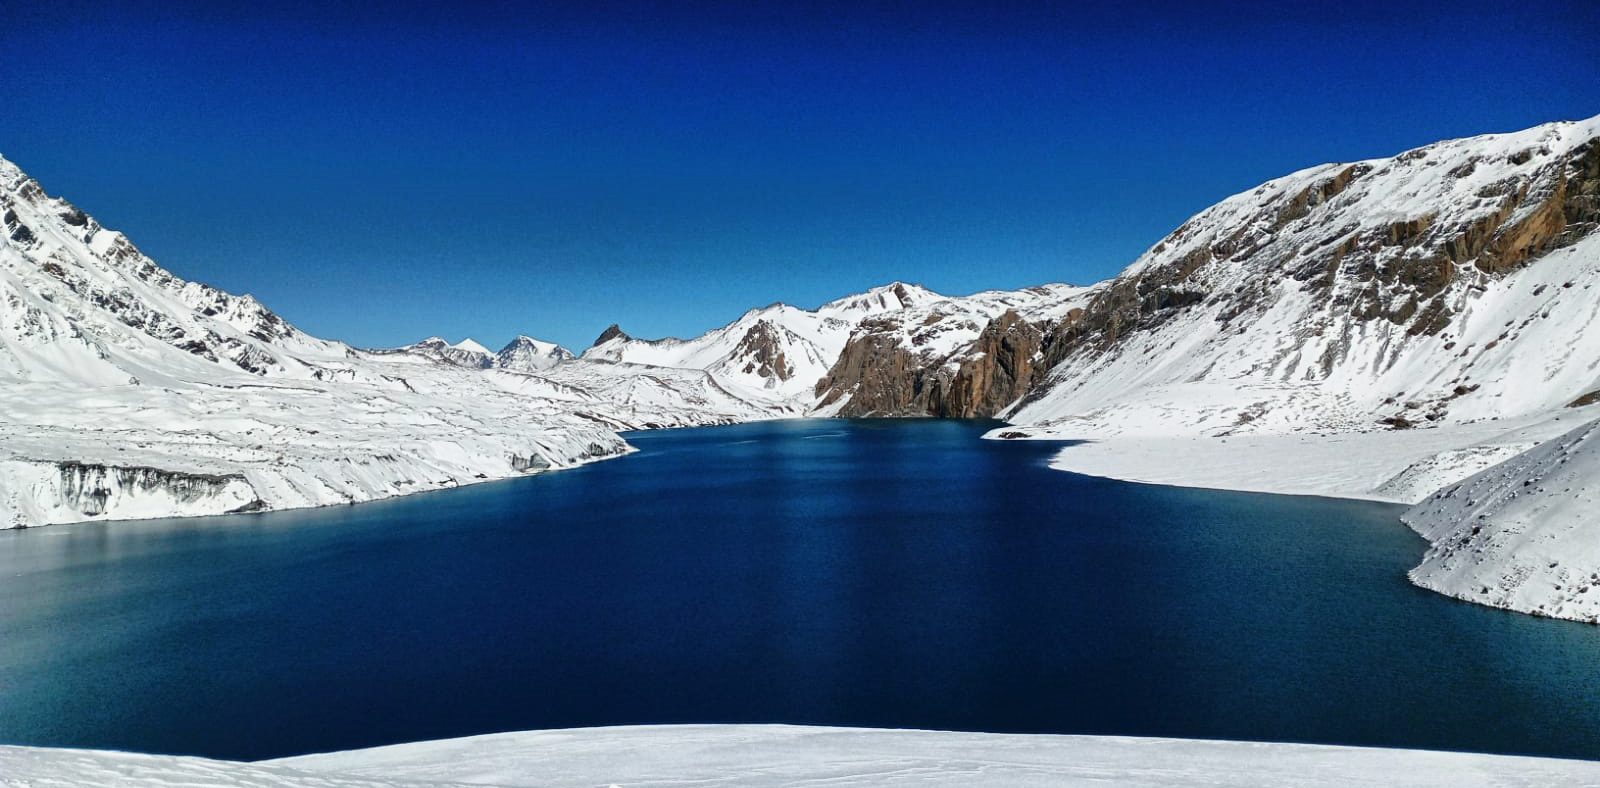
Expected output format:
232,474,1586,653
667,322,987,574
5,113,1600,622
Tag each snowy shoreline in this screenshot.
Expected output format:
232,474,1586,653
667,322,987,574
990,413,1600,625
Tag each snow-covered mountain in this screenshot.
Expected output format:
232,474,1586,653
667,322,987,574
580,283,935,401
1000,113,1600,439
495,334,573,371
0,155,769,528
581,281,1096,415
377,336,497,368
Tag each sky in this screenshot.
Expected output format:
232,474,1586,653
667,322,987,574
4,0,1599,352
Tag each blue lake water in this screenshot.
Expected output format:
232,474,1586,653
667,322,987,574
0,419,1597,761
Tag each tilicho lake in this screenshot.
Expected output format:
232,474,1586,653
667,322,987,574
1,419,1596,760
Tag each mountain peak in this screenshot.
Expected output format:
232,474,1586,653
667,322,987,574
451,338,491,355
494,334,573,372
592,324,629,347
819,281,942,316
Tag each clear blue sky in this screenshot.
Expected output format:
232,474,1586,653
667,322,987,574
5,0,1598,351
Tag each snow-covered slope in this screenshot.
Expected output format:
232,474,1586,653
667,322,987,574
1402,418,1600,623
0,155,656,528
1005,113,1600,439
10,725,1600,787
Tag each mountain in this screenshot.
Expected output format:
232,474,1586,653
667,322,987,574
382,335,575,373
813,283,1093,417
579,285,915,400
0,155,760,528
495,335,573,372
1001,114,1600,437
379,336,496,369
581,281,1095,415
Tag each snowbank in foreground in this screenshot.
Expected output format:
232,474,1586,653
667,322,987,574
10,725,1600,787
16,725,1600,788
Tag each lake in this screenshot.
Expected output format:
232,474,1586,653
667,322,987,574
0,419,1596,761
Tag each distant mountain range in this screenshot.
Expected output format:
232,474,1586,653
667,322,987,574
4,111,1599,622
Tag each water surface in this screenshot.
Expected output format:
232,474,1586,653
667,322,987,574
0,419,1596,760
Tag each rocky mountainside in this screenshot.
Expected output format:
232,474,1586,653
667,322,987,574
563,110,1599,436
813,283,1092,417
1003,114,1600,437
581,281,1094,417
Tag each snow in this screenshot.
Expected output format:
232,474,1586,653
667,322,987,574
1403,418,1600,623
3,151,1077,529
450,337,490,355
581,281,1094,408
0,155,750,528
997,413,1582,504
8,725,1600,787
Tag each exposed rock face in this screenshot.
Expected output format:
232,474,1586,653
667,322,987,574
730,320,794,382
817,310,1047,418
814,322,930,416
933,311,1044,418
44,461,262,520
592,324,628,346
1008,115,1600,429
815,302,1077,418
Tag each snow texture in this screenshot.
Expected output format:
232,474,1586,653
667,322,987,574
1403,418,1600,623
0,155,754,528
10,725,1600,787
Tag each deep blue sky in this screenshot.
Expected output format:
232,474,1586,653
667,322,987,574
5,1,1598,351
